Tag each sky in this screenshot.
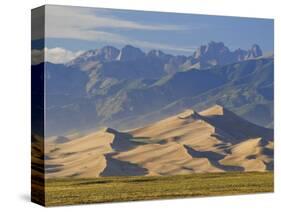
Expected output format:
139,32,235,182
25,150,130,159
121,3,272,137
32,5,274,64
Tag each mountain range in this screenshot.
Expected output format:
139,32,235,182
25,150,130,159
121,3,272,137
31,41,274,136
66,41,264,71
44,105,273,178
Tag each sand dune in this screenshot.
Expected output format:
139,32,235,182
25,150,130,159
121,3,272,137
44,105,274,178
220,138,272,171
199,105,273,142
31,134,45,180
114,141,222,175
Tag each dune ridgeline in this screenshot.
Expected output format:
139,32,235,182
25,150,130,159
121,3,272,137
44,105,273,179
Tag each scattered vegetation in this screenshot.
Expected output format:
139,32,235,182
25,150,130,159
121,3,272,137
44,171,273,206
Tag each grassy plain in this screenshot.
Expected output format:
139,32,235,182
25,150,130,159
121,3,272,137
44,171,273,206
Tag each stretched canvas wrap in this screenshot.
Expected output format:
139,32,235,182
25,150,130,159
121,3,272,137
31,5,274,206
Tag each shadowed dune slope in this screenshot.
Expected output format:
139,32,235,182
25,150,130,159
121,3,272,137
44,105,273,178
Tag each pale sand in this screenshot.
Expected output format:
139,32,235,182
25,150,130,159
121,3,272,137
46,130,114,178
220,138,271,171
44,105,273,178
114,141,222,175
199,104,224,116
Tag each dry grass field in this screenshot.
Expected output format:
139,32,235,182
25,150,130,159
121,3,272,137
44,171,273,206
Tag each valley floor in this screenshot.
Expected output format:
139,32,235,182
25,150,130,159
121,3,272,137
44,171,273,206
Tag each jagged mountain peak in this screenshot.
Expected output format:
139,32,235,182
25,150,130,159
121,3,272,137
147,49,170,57
66,45,120,66
193,41,230,59
184,41,265,70
117,45,145,61
96,45,120,58
246,44,263,59
66,42,265,71
206,41,229,52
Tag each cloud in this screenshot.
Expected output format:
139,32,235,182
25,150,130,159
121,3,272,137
31,49,44,65
32,48,84,65
31,6,187,40
31,6,196,55
45,48,84,64
41,5,186,42
41,5,187,40
33,6,189,47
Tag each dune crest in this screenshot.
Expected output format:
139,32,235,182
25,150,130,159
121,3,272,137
45,105,273,178
199,104,225,116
